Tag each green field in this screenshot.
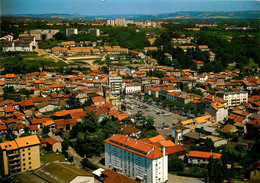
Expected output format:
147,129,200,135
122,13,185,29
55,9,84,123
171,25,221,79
40,152,68,164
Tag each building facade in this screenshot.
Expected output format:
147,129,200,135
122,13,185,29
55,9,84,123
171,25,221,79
0,135,41,175
66,28,78,36
88,28,100,37
223,91,248,107
104,135,168,183
108,76,123,96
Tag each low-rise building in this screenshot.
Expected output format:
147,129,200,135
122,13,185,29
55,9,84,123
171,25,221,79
187,151,221,164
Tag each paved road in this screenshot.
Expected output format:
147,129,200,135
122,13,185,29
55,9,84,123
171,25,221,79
168,173,203,183
67,146,83,168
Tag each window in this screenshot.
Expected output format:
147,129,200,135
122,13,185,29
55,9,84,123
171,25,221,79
23,168,26,170
29,162,31,165
28,153,31,155
22,149,25,152
28,148,30,151
23,163,25,166
29,166,31,169
23,154,25,156
23,158,25,161
28,157,31,160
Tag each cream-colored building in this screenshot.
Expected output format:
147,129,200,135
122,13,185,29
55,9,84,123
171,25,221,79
0,135,41,175
223,91,248,107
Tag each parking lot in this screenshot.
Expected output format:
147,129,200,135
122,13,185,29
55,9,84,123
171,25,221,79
125,98,185,138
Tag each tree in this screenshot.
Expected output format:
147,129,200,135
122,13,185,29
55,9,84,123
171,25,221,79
101,66,109,74
5,128,16,141
62,140,70,152
67,93,81,109
42,126,50,135
103,120,116,138
140,129,158,139
41,34,47,41
81,158,99,170
207,157,226,183
54,32,67,40
168,156,184,172
82,112,99,133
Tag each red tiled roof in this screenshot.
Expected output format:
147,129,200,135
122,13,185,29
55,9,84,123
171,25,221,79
0,124,7,131
41,137,60,145
28,125,38,131
4,106,14,113
248,120,260,126
102,169,138,183
19,100,34,107
188,151,221,159
17,124,24,130
165,145,185,155
55,118,78,126
4,118,18,124
104,134,163,159
50,108,83,117
92,96,105,103
31,118,50,125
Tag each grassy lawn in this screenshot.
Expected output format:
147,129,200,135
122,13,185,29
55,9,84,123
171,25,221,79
40,152,68,164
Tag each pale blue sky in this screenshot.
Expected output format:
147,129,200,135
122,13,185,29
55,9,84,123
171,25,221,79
1,0,260,15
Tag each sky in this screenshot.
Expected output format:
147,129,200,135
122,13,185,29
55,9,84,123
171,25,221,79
1,0,260,15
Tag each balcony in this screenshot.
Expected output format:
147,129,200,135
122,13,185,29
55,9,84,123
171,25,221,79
9,161,21,166
10,166,21,170
7,152,20,157
8,157,20,162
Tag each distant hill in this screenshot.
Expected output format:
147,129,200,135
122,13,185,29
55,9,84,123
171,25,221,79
2,11,260,20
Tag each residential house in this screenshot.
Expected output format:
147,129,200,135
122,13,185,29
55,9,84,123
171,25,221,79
41,137,62,152
187,151,221,164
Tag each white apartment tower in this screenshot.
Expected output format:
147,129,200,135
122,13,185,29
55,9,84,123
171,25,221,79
88,28,100,37
115,18,126,26
66,28,78,36
104,134,168,183
108,75,123,96
223,91,248,107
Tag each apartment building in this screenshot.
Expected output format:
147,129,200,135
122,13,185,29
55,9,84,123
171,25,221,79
66,28,78,36
0,40,34,52
108,75,123,96
115,18,126,26
0,135,41,175
206,103,228,123
104,134,168,183
18,36,36,46
29,29,59,40
107,19,115,26
223,91,248,107
124,83,141,94
88,28,100,37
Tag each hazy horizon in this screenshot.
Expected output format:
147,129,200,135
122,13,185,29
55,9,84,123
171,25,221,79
1,0,260,15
